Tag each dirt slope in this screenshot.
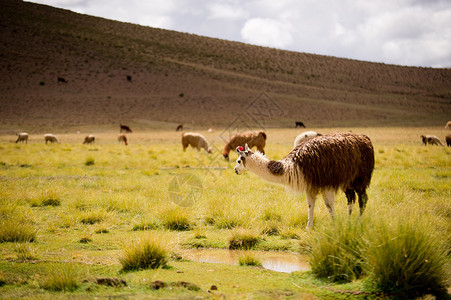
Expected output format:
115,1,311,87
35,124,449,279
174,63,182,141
0,0,450,133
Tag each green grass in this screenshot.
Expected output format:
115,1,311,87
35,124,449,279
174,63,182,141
0,127,449,298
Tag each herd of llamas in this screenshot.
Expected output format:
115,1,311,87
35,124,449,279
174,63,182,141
9,121,451,227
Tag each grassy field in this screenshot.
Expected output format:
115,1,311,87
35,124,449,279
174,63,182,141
0,127,450,299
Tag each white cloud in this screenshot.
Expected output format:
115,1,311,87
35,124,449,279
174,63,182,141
207,2,248,20
241,18,293,49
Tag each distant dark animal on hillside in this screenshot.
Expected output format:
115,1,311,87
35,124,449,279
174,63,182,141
446,121,451,129
420,135,443,146
295,121,305,128
57,77,68,84
118,134,128,145
126,75,132,82
83,135,95,144
176,124,183,131
120,124,132,133
16,132,28,144
446,135,451,147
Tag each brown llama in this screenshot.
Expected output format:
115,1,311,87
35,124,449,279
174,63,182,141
420,135,444,146
222,131,267,161
83,135,95,144
118,134,128,145
176,124,184,131
234,132,375,228
446,135,451,147
16,132,28,144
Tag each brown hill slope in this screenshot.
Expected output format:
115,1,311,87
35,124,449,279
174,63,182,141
0,0,450,132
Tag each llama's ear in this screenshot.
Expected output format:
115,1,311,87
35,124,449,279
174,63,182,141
245,144,251,152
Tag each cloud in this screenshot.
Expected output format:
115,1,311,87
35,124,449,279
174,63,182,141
241,18,293,49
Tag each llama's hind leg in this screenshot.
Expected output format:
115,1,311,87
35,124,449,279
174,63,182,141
321,189,335,220
357,190,368,215
345,189,356,215
306,192,317,228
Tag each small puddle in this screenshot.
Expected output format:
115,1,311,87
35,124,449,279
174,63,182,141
179,249,310,273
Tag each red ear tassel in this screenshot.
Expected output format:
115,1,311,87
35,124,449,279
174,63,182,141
238,146,244,151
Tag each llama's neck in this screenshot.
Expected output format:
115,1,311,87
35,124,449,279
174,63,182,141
245,152,289,186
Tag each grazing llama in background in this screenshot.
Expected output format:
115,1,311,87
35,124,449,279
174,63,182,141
83,135,95,144
16,132,28,144
44,134,60,144
234,132,375,228
420,135,444,146
120,124,132,133
295,121,305,128
176,124,184,131
293,131,322,147
446,135,451,147
118,134,128,145
222,131,267,161
181,132,213,153
57,77,67,84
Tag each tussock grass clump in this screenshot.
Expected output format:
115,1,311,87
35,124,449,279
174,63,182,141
85,157,95,166
159,207,192,231
41,263,80,292
229,229,261,250
79,209,109,225
0,220,36,243
309,217,365,283
119,234,169,271
238,252,262,266
14,242,40,260
132,217,160,231
364,217,449,298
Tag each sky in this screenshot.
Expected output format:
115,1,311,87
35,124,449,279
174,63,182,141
27,0,451,68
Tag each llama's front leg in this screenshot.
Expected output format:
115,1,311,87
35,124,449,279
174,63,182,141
322,189,335,219
357,191,368,215
306,192,317,228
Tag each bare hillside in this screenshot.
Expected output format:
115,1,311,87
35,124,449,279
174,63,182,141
0,0,450,133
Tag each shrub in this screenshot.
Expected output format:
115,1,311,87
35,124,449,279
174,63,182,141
309,217,365,283
238,253,262,266
41,263,79,292
364,218,449,298
119,234,169,271
229,229,261,250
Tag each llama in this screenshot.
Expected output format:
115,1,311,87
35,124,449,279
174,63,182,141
181,132,212,153
294,131,322,147
83,135,95,144
295,121,305,128
176,124,184,132
16,132,28,144
222,131,267,161
445,121,451,129
420,135,444,146
57,77,68,84
234,132,375,228
120,124,132,133
446,135,451,147
118,134,128,145
44,134,60,144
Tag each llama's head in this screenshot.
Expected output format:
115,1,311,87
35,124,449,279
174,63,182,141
207,147,213,153
223,152,229,161
234,144,253,175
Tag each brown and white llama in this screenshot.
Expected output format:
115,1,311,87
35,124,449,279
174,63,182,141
44,134,60,144
16,132,28,144
181,132,212,153
234,132,375,228
223,131,267,161
83,135,95,144
118,134,128,145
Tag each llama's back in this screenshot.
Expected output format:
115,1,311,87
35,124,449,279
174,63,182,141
288,133,374,193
